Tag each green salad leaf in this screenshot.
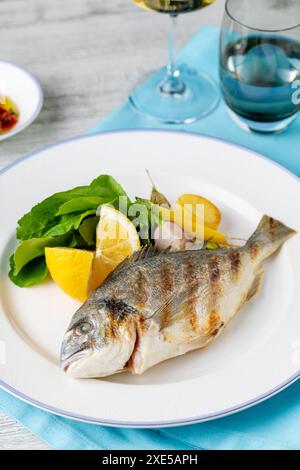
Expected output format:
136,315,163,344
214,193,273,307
56,197,103,216
9,232,80,287
130,198,162,245
9,256,48,288
42,210,96,237
9,175,130,287
16,175,128,241
12,232,75,275
78,216,99,247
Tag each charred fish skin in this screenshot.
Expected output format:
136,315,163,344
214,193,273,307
129,216,296,374
61,215,296,378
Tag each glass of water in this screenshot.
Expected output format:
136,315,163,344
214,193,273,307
219,0,300,133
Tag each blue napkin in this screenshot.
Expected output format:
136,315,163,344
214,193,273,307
1,26,299,450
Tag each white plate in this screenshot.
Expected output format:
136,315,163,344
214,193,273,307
0,131,300,427
0,61,43,141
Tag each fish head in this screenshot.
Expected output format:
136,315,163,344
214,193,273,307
61,299,137,378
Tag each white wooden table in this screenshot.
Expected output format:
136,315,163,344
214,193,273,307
0,0,225,450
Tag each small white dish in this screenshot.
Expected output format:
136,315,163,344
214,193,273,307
0,60,43,141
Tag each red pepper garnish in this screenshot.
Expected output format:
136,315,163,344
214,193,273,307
0,105,18,132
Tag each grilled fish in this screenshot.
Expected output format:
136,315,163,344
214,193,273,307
61,215,296,378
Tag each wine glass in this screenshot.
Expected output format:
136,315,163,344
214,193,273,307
219,0,300,133
130,1,219,124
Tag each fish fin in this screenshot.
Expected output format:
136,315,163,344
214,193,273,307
246,215,296,260
247,270,264,301
105,245,169,280
135,244,170,261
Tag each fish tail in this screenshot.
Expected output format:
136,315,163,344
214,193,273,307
246,215,297,260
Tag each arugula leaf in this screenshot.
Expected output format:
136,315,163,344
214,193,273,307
16,175,128,240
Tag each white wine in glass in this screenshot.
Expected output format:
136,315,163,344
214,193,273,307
133,0,215,14
130,0,219,123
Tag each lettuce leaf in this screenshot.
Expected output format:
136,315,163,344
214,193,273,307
9,256,48,288
56,197,102,216
42,210,96,237
12,232,75,275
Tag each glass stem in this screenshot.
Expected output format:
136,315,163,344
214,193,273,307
160,14,186,96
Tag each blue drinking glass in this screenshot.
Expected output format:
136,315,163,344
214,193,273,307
220,0,300,133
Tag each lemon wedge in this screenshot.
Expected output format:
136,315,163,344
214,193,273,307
45,207,140,302
91,205,141,289
45,247,95,302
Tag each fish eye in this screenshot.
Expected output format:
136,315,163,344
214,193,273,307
75,321,93,336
